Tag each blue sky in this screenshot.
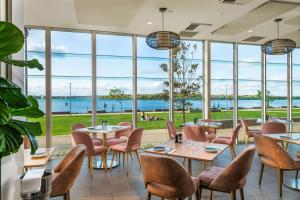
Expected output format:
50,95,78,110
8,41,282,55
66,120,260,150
26,29,300,97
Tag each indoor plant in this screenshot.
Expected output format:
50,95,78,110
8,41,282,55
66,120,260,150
0,21,44,158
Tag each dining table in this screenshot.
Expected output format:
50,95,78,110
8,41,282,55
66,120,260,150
76,125,131,169
263,133,300,191
24,147,55,170
183,121,223,129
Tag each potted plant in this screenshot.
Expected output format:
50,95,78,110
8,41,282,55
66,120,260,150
0,21,44,199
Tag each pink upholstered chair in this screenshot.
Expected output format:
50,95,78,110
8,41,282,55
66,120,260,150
183,125,206,142
240,119,261,147
72,131,107,176
254,134,300,197
213,123,242,159
166,121,177,139
110,128,143,176
261,121,286,134
140,153,200,200
50,145,86,200
198,147,255,200
71,124,103,147
203,119,217,142
107,122,133,146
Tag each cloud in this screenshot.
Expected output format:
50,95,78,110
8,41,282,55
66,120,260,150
241,56,260,62
27,39,69,53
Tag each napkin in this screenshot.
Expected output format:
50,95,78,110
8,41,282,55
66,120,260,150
21,169,45,193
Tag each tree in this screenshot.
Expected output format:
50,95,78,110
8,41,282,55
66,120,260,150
160,42,202,122
108,88,127,113
256,90,275,107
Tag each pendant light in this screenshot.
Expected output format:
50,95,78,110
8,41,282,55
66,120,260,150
262,18,296,55
146,7,180,50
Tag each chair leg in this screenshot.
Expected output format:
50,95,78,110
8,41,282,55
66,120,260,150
245,136,249,148
278,169,283,197
118,152,121,164
198,187,202,200
240,188,244,200
258,162,264,185
296,170,299,179
123,152,125,166
101,151,107,171
147,192,151,200
230,145,236,160
231,190,236,200
209,190,213,200
135,151,141,168
110,151,116,169
63,190,70,200
88,156,93,177
195,188,200,200
129,152,133,160
125,152,129,176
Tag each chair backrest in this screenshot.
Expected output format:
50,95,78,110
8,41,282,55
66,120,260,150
23,135,30,149
240,119,249,133
209,147,255,192
166,121,176,139
254,134,295,169
72,131,95,155
125,128,143,151
140,153,196,198
229,123,242,145
182,125,206,142
115,122,133,138
71,124,86,147
261,122,286,134
51,145,86,197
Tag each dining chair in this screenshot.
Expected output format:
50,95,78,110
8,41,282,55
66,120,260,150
23,135,30,149
203,119,217,142
183,125,206,142
254,133,300,197
240,119,261,147
261,121,286,134
140,153,200,200
198,147,255,200
72,131,107,175
107,121,132,146
213,123,242,159
109,128,143,176
71,124,103,147
50,145,86,200
166,120,177,139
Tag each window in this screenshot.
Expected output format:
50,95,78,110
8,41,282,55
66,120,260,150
292,48,300,131
96,34,133,125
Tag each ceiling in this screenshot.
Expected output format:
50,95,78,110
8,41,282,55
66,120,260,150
24,0,300,46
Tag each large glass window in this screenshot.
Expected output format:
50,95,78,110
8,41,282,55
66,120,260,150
137,37,169,135
26,29,46,147
51,31,92,152
292,48,300,131
266,54,287,119
96,34,132,125
211,42,233,121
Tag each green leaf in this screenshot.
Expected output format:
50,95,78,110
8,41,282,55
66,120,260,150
0,21,24,58
11,96,44,118
0,98,11,125
0,125,23,158
11,119,43,136
0,57,43,70
0,76,29,108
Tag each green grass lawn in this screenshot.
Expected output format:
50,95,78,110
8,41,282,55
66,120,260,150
29,108,295,136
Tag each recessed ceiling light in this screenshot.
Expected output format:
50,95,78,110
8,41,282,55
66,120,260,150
248,30,253,33
147,21,152,25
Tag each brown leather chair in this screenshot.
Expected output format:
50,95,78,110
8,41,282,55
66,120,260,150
23,135,30,149
140,153,200,200
71,124,103,147
166,121,177,139
198,147,255,200
240,119,261,147
213,123,242,159
183,125,206,142
50,145,86,200
110,128,143,176
107,122,133,146
254,134,300,197
72,131,107,175
261,121,286,134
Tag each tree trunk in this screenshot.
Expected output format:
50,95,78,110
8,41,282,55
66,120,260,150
182,99,186,123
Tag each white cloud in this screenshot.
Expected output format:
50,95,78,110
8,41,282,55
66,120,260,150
27,39,69,53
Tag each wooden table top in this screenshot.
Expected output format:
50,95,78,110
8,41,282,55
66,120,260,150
183,121,223,129
145,140,228,161
76,125,130,134
24,147,55,168
263,133,300,145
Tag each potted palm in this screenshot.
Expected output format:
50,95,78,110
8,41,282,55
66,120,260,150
0,21,44,199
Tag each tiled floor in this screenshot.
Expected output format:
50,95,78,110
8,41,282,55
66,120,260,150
50,144,300,200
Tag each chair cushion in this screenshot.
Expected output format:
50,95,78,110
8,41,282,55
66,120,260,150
146,182,179,199
110,143,139,152
213,137,231,145
92,138,103,146
191,176,200,187
198,166,224,187
107,137,127,146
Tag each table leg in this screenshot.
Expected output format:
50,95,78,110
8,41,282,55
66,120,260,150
284,170,300,191
188,159,192,200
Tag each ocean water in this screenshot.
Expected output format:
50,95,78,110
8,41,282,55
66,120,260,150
36,98,294,114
